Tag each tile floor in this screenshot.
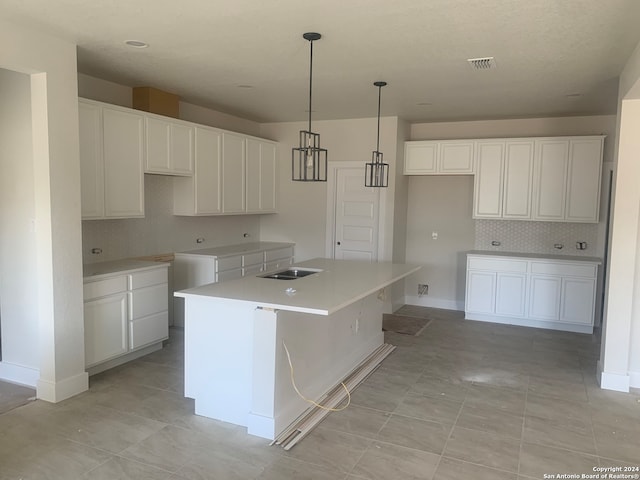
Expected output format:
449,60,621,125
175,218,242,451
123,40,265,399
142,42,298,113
0,307,639,479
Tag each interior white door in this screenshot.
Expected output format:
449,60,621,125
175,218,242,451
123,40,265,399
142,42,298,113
333,167,379,261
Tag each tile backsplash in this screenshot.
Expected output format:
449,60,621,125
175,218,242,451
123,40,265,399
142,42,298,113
474,219,599,256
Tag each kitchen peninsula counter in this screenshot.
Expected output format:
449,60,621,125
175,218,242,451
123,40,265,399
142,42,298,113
175,258,420,440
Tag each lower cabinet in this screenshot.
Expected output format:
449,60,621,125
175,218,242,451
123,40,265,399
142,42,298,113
83,265,169,372
465,253,599,333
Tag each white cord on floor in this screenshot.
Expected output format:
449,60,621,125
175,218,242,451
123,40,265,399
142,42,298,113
282,340,351,412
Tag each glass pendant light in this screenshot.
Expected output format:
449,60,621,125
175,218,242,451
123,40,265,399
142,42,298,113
292,32,328,182
365,81,389,187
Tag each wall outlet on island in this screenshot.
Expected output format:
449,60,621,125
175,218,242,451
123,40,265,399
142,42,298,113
418,284,429,296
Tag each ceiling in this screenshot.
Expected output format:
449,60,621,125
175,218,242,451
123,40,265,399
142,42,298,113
3,0,640,123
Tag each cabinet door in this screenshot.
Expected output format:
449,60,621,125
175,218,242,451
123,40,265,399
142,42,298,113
169,122,194,176
528,275,561,320
495,273,527,317
246,139,277,213
560,277,596,325
404,142,438,174
145,116,171,173
194,127,222,214
473,142,504,218
78,101,104,219
102,108,145,218
84,292,128,367
565,138,603,222
533,140,569,221
465,271,496,314
130,311,169,350
222,133,246,213
503,141,534,219
439,141,475,174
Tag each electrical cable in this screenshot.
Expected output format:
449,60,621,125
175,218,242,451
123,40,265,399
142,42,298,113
282,340,351,412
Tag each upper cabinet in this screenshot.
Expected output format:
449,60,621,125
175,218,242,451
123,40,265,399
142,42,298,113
79,99,145,220
404,140,475,175
144,115,194,176
173,127,277,216
405,135,604,224
79,98,278,219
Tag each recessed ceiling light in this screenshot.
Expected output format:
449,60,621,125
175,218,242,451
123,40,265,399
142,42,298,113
125,40,149,48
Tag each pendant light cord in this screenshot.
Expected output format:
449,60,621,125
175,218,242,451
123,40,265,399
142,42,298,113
308,39,314,133
376,84,382,154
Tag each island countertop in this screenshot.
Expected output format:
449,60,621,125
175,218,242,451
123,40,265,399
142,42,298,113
174,258,421,315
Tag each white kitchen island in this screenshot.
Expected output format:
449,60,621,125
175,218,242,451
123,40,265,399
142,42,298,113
175,258,420,440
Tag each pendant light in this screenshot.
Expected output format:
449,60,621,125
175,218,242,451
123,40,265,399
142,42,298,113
365,81,389,187
292,32,328,182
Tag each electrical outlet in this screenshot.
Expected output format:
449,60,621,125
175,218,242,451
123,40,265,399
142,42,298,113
418,284,429,296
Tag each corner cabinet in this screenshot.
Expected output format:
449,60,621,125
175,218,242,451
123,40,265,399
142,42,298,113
465,252,600,333
404,134,604,223
79,99,145,219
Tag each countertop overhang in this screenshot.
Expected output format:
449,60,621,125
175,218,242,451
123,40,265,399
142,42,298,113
467,250,602,264
174,258,421,315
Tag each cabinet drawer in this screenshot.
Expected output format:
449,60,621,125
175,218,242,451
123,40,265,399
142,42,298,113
243,264,264,276
243,252,264,267
217,268,242,282
217,255,242,272
129,267,168,289
84,275,128,301
265,246,294,262
265,258,293,272
129,311,168,350
467,257,528,273
530,262,596,278
129,283,168,319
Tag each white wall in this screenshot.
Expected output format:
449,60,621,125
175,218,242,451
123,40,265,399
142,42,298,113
600,37,640,391
0,21,87,401
404,115,617,310
259,116,400,262
0,69,40,377
78,74,263,261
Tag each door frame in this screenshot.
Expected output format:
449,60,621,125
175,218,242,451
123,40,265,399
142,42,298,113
325,161,388,260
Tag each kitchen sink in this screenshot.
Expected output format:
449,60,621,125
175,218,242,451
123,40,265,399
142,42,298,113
260,268,321,280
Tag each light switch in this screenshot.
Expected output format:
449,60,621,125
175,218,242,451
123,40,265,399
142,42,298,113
432,232,438,240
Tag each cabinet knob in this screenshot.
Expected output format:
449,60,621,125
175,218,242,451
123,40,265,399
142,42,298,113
337,241,341,245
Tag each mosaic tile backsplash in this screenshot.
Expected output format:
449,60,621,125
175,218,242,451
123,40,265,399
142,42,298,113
474,219,600,256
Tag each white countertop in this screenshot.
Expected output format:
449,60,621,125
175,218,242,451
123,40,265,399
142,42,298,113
467,250,602,264
175,258,421,315
175,242,294,258
83,259,170,280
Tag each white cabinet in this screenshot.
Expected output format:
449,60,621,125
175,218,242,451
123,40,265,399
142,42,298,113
221,132,246,214
173,126,223,215
246,139,277,213
83,264,169,372
532,137,603,223
145,116,194,176
404,140,474,175
473,139,534,219
79,99,145,219
465,253,599,333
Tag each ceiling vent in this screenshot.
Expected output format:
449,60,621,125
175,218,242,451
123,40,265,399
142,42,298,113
467,57,497,70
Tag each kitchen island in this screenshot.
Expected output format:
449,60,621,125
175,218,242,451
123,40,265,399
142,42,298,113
175,258,420,440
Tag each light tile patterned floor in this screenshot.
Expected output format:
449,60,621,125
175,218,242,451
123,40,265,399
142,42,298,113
1,307,639,479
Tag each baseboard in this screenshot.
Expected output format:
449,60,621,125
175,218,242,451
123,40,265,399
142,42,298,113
86,342,163,376
628,370,640,389
403,295,464,311
0,361,39,388
37,371,89,403
597,360,630,392
465,312,593,334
